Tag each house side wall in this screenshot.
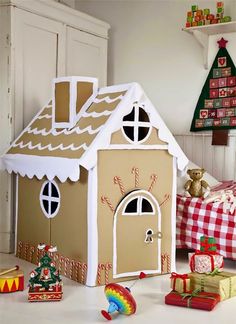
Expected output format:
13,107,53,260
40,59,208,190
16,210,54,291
18,176,51,250
51,167,88,262
17,168,88,263
97,149,173,284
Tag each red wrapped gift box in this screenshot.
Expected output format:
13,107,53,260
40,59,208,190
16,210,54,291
165,290,220,311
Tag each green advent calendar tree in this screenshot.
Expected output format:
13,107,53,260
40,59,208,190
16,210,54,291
190,38,236,144
29,253,61,290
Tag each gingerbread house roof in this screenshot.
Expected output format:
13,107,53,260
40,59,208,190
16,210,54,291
1,81,188,182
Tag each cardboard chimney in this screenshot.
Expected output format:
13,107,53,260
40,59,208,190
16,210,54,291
52,76,98,129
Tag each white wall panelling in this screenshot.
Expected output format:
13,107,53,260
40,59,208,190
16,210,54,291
175,133,236,181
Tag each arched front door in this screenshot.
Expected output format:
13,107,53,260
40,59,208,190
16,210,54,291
113,190,162,278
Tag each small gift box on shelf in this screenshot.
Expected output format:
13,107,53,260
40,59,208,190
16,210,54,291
200,236,217,253
170,273,190,293
188,271,236,301
189,251,224,274
165,289,220,311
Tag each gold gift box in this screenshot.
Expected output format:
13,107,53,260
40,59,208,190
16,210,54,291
188,271,236,301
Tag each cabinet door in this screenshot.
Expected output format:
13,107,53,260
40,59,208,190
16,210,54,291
66,27,107,87
14,8,65,137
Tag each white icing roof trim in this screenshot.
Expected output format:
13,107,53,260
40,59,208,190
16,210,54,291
1,81,188,181
1,154,80,183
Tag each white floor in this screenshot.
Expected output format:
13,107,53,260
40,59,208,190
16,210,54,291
0,251,236,324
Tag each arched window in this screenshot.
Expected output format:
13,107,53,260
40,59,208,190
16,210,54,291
40,181,60,218
123,196,154,215
122,104,152,144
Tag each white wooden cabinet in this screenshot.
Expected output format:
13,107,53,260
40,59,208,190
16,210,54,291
0,0,110,252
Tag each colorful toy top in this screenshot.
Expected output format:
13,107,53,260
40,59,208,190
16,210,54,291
101,272,146,321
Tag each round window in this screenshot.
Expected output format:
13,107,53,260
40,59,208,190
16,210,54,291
122,104,152,144
40,181,60,218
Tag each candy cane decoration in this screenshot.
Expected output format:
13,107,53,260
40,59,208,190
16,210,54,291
29,246,35,263
24,242,29,261
64,257,70,277
114,176,125,196
97,264,102,285
161,253,171,273
148,174,158,192
81,263,87,284
53,253,59,269
75,262,81,283
17,241,23,258
160,194,171,207
69,259,75,280
101,196,115,213
59,256,65,273
132,167,139,188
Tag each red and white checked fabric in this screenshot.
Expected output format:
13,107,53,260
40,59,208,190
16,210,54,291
176,181,236,260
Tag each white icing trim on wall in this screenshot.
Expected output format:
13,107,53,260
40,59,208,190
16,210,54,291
106,144,169,150
113,190,161,278
82,110,112,118
171,157,177,273
1,154,81,183
86,165,98,287
37,114,52,120
93,94,124,103
12,141,88,152
27,125,103,136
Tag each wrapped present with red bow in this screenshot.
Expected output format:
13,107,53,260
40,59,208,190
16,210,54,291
170,273,190,293
200,236,217,253
165,289,220,311
189,250,224,274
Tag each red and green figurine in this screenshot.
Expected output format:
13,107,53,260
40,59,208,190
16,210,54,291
28,249,62,302
190,38,236,145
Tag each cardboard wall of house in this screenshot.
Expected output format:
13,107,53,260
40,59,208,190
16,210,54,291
17,168,88,263
97,149,173,277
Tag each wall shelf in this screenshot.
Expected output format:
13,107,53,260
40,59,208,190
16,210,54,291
182,21,236,69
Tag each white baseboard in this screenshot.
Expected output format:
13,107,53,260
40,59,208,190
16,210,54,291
0,232,14,253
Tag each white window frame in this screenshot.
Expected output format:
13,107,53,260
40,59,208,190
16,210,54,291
123,195,155,216
122,104,152,144
39,180,61,218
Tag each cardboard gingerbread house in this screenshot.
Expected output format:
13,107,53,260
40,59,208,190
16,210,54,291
1,76,188,286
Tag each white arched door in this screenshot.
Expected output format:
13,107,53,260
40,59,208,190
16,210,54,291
113,190,162,278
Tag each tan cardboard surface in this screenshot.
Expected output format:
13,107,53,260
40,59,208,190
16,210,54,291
97,149,173,277
76,82,93,114
51,167,88,262
55,82,70,122
18,176,50,249
7,91,124,158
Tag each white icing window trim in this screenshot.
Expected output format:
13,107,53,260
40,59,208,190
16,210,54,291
122,104,152,144
123,195,155,215
40,180,61,218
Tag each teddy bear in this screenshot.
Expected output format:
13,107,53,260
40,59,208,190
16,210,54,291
184,168,210,198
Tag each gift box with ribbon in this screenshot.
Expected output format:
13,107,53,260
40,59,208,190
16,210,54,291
188,271,236,301
200,236,217,253
165,289,220,311
170,273,190,293
189,251,224,273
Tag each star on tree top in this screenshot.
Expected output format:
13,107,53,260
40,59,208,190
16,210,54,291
217,37,228,49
